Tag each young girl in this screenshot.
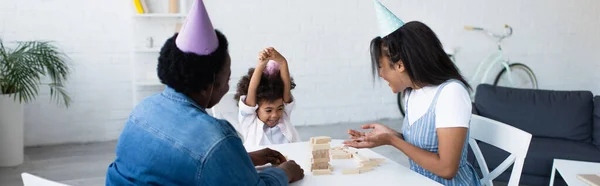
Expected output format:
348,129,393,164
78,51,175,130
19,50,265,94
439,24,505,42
235,47,301,146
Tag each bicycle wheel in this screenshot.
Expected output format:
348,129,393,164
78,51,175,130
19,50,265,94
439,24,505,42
397,92,405,117
493,63,538,89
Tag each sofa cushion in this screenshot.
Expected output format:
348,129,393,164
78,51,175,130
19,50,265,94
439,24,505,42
489,171,567,186
471,137,600,178
594,96,600,147
526,138,600,176
471,102,479,115
475,84,594,142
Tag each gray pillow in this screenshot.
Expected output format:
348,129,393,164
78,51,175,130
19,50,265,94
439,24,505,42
475,84,594,142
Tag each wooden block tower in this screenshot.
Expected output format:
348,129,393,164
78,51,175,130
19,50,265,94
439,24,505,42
310,136,332,175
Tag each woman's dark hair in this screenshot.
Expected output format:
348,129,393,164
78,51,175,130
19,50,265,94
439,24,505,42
157,30,229,95
370,21,471,90
234,68,296,104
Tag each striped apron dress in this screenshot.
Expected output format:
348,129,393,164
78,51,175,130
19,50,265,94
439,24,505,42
401,79,481,186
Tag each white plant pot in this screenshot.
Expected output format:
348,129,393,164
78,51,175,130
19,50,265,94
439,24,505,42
0,94,24,167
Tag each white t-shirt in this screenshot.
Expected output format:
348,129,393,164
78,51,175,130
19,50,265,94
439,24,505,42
405,81,472,128
238,95,301,147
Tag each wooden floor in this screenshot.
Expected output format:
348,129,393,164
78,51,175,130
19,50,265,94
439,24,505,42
0,141,117,186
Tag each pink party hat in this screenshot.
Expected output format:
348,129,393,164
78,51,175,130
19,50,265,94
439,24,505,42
264,60,280,76
175,0,218,55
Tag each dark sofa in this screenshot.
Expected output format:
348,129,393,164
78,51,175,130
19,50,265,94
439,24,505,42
468,84,600,186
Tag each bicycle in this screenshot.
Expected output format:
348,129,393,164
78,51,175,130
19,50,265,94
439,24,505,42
397,24,538,116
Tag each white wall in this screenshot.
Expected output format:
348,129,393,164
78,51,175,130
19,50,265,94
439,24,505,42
1,0,598,146
0,0,133,146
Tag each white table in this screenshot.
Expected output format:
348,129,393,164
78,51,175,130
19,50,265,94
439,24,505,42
246,140,442,186
549,159,600,186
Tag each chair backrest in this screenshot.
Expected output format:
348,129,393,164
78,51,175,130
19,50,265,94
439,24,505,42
21,172,70,186
469,115,532,186
211,92,243,139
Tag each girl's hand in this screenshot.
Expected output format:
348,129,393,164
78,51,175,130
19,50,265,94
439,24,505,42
343,123,401,148
257,48,270,68
266,47,287,64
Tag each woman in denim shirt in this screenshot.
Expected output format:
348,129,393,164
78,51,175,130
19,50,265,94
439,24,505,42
105,0,304,185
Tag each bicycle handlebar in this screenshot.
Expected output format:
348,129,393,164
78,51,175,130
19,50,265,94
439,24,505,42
464,24,513,41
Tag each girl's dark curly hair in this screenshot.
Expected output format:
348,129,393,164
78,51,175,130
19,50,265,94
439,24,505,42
234,68,296,105
157,30,229,95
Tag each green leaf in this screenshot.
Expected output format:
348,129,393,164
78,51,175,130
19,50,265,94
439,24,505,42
0,39,71,107
47,82,71,107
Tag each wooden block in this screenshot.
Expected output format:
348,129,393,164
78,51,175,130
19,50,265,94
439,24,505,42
372,158,386,164
313,149,330,153
310,163,333,173
332,153,352,159
312,149,329,158
311,162,329,170
310,136,332,144
359,163,378,168
353,153,369,163
330,150,347,155
313,154,329,160
311,158,330,163
330,149,348,153
359,165,374,173
360,160,380,167
313,162,329,166
330,152,344,155
310,164,329,171
343,147,358,155
311,143,330,150
312,169,332,175
331,146,343,151
342,168,360,175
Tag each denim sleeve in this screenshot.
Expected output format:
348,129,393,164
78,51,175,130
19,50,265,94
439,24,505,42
200,136,288,186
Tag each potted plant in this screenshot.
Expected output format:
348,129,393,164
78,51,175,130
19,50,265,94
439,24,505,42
0,39,70,167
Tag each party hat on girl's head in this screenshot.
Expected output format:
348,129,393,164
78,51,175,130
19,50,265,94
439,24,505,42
263,60,280,76
373,0,405,37
175,0,218,55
